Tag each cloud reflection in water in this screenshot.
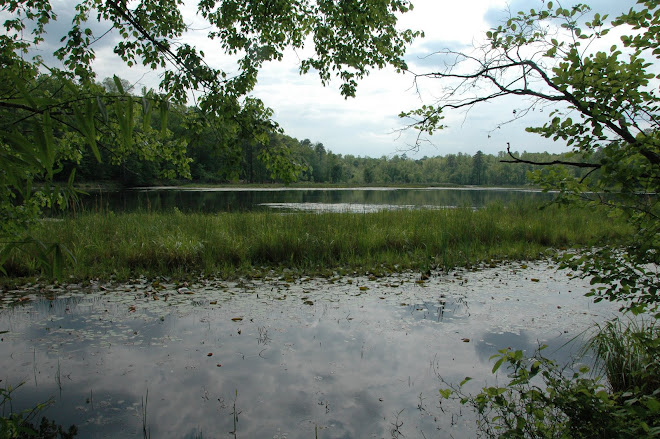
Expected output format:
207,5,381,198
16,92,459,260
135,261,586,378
0,261,618,438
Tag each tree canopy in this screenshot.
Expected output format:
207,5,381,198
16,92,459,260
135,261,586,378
0,0,420,273
401,0,660,316
409,2,660,436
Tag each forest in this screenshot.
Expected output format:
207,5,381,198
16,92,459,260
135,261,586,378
2,0,659,437
40,75,593,188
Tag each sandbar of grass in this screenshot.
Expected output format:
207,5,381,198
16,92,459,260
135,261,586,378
2,202,632,282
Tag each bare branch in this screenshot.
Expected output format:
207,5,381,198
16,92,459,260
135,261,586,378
500,144,601,169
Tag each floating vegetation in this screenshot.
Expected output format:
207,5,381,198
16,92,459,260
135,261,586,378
0,261,620,437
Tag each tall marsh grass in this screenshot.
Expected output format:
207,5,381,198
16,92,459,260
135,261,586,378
3,202,632,281
586,318,660,394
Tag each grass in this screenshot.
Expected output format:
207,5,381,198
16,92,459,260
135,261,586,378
1,202,632,283
172,181,464,189
586,318,660,394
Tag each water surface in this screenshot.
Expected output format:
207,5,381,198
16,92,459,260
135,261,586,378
0,261,615,438
79,187,555,213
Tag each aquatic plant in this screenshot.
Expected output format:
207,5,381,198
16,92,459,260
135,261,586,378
439,346,660,438
585,318,660,395
0,203,630,283
0,384,77,439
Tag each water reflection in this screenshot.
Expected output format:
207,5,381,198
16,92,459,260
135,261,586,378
403,294,468,322
260,202,447,213
77,187,556,213
0,262,616,438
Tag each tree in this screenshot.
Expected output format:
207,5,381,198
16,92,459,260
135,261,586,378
313,142,328,182
401,1,660,436
363,165,375,184
0,0,420,274
471,150,486,185
401,0,660,316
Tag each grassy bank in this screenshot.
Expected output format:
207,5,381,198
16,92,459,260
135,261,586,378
2,203,632,282
172,181,466,189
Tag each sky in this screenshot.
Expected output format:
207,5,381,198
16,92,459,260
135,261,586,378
36,0,640,158
249,0,638,158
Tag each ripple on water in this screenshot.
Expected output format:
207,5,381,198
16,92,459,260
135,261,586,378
0,261,618,438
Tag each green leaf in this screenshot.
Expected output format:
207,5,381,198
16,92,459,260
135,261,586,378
159,99,169,136
4,131,41,168
115,97,134,149
113,75,125,94
84,99,100,162
40,111,56,174
97,96,108,123
492,357,506,373
644,397,660,413
142,96,153,131
51,243,64,278
7,70,37,108
0,243,17,275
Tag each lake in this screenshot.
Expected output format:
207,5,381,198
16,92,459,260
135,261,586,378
0,261,616,438
77,186,556,213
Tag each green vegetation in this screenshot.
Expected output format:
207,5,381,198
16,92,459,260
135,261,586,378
440,343,660,438
586,318,660,395
68,128,594,187
1,0,419,275
0,385,77,439
416,1,660,437
4,71,590,189
404,0,660,316
1,203,630,282
2,0,660,436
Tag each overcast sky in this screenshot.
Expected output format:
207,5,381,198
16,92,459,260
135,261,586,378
251,0,638,159
39,0,640,158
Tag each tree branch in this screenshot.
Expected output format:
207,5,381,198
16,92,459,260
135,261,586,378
500,144,601,169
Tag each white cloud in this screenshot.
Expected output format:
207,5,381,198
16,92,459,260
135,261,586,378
400,0,508,48
251,0,580,158
33,0,650,158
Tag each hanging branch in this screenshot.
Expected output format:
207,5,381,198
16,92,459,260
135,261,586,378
500,143,601,169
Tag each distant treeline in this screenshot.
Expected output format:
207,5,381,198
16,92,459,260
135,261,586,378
46,76,595,187
71,128,595,187
264,141,594,187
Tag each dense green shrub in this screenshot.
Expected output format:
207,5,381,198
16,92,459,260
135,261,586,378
441,345,660,438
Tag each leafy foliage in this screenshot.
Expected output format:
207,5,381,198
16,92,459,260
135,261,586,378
0,68,188,275
0,0,420,275
585,318,660,395
0,384,77,439
408,1,660,436
440,346,660,438
401,1,660,315
63,126,591,186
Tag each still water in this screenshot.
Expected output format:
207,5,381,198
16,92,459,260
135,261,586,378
78,187,555,213
0,261,616,438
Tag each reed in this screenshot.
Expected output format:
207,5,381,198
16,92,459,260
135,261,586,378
2,202,632,282
585,318,660,394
